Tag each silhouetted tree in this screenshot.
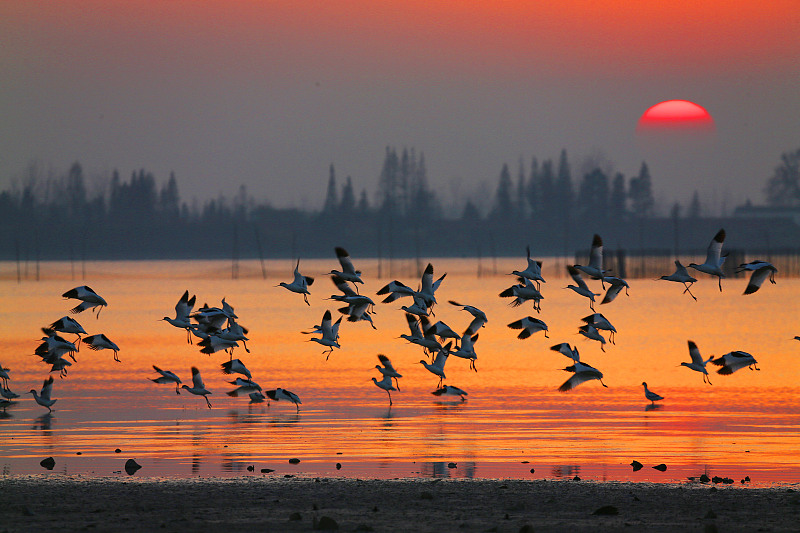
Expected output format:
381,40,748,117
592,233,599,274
764,147,800,206
688,190,702,219
340,176,356,215
490,163,514,221
323,164,338,214
609,172,627,222
577,168,610,225
629,162,654,217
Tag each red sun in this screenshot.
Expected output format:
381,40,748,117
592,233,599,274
636,100,715,134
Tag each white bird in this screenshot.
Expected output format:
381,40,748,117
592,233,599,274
680,340,713,384
47,356,72,378
46,316,87,346
400,313,442,355
448,300,488,335
574,234,607,283
565,266,599,311
1,386,20,400
62,286,107,317
499,277,544,312
278,259,314,305
550,342,580,362
688,228,727,291
742,264,778,295
265,388,302,412
29,376,57,412
432,385,468,401
376,279,416,303
400,293,430,317
329,247,364,288
375,354,402,390
216,319,250,353
181,367,212,408
428,320,460,342
226,377,263,397
418,262,446,310
581,314,617,344
338,300,377,329
450,333,478,371
578,324,606,351
220,358,252,379
659,260,698,301
371,375,397,406
710,351,760,374
150,365,182,394
162,290,197,343
309,310,342,359
419,343,451,387
736,260,777,277
83,333,121,362
0,364,10,388
197,334,239,356
511,246,546,288
190,304,229,335
600,277,629,305
328,275,375,309
35,332,78,362
642,382,664,405
248,391,266,404
507,316,549,339
559,361,608,392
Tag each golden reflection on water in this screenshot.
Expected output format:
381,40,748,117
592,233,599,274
0,259,799,484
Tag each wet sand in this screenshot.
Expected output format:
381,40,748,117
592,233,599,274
1,476,798,532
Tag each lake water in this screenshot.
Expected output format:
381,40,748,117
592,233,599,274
1,258,799,486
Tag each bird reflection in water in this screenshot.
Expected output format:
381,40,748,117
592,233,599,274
645,403,663,412
551,465,580,479
32,413,53,431
423,461,476,478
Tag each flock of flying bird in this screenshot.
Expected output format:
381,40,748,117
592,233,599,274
0,228,782,414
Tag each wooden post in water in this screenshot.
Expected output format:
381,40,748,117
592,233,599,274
231,223,239,280
253,226,267,279
15,239,21,283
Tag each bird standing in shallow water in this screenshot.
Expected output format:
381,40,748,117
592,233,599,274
30,376,57,412
642,382,664,405
371,375,397,406
375,354,402,390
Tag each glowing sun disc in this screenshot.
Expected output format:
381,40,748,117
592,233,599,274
637,100,715,133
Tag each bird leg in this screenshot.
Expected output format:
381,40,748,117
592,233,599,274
682,283,698,301
393,378,401,391
303,294,310,306
204,396,212,408
175,385,181,395
387,390,392,406
718,277,723,292
243,340,250,353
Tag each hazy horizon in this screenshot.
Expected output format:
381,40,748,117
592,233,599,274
2,2,799,213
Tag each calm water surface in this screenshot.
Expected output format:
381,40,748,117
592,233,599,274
1,259,798,486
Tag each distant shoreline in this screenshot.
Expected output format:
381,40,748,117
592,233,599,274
1,476,798,532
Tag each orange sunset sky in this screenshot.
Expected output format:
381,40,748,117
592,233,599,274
1,1,799,211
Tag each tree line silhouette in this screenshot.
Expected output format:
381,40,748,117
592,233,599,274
1,147,798,262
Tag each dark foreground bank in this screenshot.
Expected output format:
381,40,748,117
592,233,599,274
1,476,798,532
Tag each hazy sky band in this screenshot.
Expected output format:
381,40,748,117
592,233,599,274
2,1,799,210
